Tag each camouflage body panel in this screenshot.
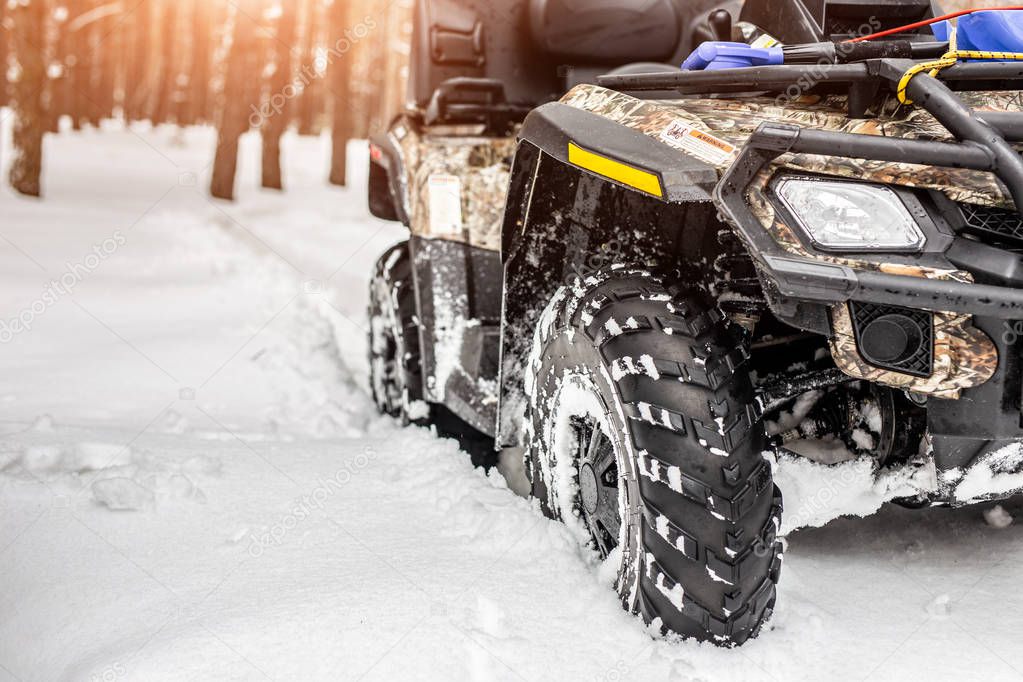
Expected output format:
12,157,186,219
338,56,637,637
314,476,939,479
395,122,516,252
560,84,1022,208
830,303,998,399
559,84,1006,397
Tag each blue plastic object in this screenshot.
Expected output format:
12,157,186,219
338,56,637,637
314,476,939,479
931,20,950,43
681,41,784,71
957,10,1023,54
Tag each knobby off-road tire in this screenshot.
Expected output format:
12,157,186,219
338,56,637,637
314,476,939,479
368,241,424,422
524,268,783,645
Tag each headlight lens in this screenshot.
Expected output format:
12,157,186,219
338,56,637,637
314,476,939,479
775,178,925,252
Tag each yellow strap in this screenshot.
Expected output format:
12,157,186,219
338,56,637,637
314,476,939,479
898,49,1023,104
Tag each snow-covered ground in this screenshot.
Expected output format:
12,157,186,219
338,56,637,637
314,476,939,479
2,123,1023,682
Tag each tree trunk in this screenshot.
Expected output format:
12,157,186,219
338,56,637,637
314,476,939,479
0,0,8,109
188,0,211,125
210,3,259,200
380,0,412,133
261,1,297,190
84,0,102,127
295,0,320,136
94,1,117,123
124,0,151,122
364,8,389,136
66,0,88,129
48,7,69,132
328,0,354,186
10,0,47,197
150,0,177,125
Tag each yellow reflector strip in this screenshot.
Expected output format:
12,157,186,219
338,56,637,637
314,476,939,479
567,142,663,198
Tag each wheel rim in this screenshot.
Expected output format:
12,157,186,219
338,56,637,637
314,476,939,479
571,416,622,559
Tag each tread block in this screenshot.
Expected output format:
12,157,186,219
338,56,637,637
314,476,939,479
636,450,709,507
623,401,688,434
693,404,756,455
641,502,699,562
715,461,772,523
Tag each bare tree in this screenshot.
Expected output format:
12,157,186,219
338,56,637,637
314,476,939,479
93,0,117,123
187,0,212,125
210,2,260,200
0,0,9,108
66,0,89,129
124,0,151,122
48,4,70,132
294,0,321,135
261,1,297,190
150,0,178,125
380,0,412,134
10,0,48,197
83,0,102,126
327,0,353,186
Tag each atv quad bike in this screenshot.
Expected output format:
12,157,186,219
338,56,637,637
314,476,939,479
367,0,1023,645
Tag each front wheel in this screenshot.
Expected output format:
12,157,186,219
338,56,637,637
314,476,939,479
524,269,783,645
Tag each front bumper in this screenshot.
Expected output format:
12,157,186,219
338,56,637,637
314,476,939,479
759,254,1023,319
714,122,1023,496
715,125,1011,399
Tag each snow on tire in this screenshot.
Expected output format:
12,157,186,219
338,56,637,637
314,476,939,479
523,268,783,645
368,241,425,422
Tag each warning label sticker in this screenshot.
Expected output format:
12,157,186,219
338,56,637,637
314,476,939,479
427,174,464,236
659,120,736,166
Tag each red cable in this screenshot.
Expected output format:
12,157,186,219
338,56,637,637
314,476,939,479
847,6,1023,43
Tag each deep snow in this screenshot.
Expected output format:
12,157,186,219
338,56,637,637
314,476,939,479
2,123,1023,682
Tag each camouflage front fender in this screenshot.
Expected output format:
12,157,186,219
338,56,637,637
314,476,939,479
512,101,720,204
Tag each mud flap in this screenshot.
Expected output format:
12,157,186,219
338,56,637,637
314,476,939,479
408,235,503,436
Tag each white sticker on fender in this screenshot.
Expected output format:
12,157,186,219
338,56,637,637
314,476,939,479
427,174,463,236
659,120,736,166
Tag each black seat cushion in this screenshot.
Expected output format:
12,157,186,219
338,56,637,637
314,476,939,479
530,0,682,64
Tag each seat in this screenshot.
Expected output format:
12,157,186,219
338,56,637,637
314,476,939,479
529,0,682,64
407,0,693,128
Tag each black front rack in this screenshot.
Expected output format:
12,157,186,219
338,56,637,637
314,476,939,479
597,60,1023,97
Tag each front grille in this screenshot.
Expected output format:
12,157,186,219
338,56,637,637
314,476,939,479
958,203,1023,249
850,302,934,377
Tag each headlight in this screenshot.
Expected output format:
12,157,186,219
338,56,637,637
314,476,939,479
775,177,925,252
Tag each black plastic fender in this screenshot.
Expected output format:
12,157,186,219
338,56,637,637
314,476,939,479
367,127,410,225
495,103,725,446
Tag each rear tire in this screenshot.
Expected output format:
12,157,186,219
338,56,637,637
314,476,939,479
369,242,498,467
524,268,783,645
368,241,424,422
